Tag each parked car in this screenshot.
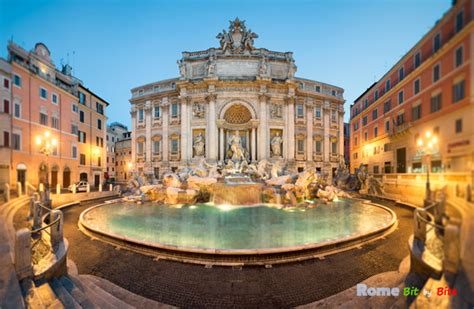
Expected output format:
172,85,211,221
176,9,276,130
68,181,88,192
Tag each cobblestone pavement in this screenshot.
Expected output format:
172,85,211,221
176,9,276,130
62,201,413,308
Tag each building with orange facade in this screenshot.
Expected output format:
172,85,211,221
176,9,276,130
350,0,473,176
3,42,109,190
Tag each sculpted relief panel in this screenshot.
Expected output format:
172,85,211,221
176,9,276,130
216,60,259,77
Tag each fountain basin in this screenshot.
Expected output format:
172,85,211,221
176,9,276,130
79,199,396,262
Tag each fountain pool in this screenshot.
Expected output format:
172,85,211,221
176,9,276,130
79,198,396,263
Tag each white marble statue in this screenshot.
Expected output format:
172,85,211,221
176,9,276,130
271,132,283,157
193,103,205,119
228,131,245,161
193,133,205,157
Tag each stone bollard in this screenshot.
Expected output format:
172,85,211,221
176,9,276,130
466,184,472,203
15,228,32,279
109,184,113,191
28,197,34,220
56,183,61,195
50,210,64,251
4,183,10,202
99,183,102,192
86,183,90,193
444,218,461,274
413,209,427,243
39,183,44,192
24,181,28,196
72,184,76,194
32,201,43,231
17,182,22,196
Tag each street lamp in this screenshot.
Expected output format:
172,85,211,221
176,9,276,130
36,131,58,207
416,130,438,204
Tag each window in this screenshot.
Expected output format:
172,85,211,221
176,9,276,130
374,126,378,138
12,133,20,150
39,87,47,100
398,91,404,104
3,100,9,114
353,121,359,131
364,131,368,141
364,99,368,109
453,80,465,103
412,105,422,121
314,107,321,119
171,103,179,118
372,108,378,120
384,143,391,152
455,46,463,67
13,74,21,87
374,90,379,101
79,110,85,123
362,116,368,126
384,100,391,113
296,104,304,118
385,79,391,92
72,104,79,113
297,139,305,153
373,166,380,174
315,140,322,153
79,92,86,104
170,139,179,153
414,79,420,95
3,78,9,89
414,52,421,69
96,102,104,115
72,145,77,158
40,112,48,125
353,152,358,160
52,93,58,104
3,131,9,147
396,113,405,125
97,119,102,130
80,154,86,165
354,136,358,146
455,118,463,133
455,10,464,33
431,93,442,113
433,33,441,52
331,90,336,96
433,64,440,82
71,124,78,135
398,66,405,81
331,141,337,154
78,131,86,143
331,110,337,122
14,101,20,118
315,86,321,92
153,140,161,154
154,106,161,119
97,156,101,167
137,141,144,155
385,120,390,133
51,116,59,129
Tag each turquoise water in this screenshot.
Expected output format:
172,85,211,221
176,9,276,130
82,200,393,251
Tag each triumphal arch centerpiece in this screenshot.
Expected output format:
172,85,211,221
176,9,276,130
130,18,345,180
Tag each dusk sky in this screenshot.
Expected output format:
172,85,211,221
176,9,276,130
0,0,451,128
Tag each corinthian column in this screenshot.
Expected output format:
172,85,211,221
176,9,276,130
306,100,313,162
339,107,344,157
180,96,190,161
323,100,330,162
287,96,295,160
145,101,152,163
206,93,217,160
130,106,137,164
162,98,169,162
258,94,269,160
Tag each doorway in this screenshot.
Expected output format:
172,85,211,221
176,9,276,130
80,173,88,182
51,166,58,188
17,170,26,189
396,148,406,173
63,168,71,188
94,174,100,188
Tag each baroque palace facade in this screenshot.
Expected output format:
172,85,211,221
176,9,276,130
130,19,345,180
350,0,473,175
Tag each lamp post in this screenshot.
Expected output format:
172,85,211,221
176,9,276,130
416,130,438,204
36,131,58,208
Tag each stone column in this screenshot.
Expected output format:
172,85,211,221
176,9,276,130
207,94,218,161
145,101,152,162
258,94,269,160
323,100,330,163
306,101,313,162
287,97,295,160
180,96,189,161
162,98,169,162
219,127,224,161
339,108,345,156
251,127,256,162
130,107,137,163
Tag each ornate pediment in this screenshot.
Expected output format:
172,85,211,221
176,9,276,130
216,18,258,54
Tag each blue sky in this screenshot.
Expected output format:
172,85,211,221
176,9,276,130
0,0,451,128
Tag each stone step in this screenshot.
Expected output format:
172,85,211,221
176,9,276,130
69,275,134,309
50,278,82,309
34,281,64,309
58,276,97,309
0,196,29,218
83,274,172,308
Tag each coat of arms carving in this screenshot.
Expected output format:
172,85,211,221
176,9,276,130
216,18,258,54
